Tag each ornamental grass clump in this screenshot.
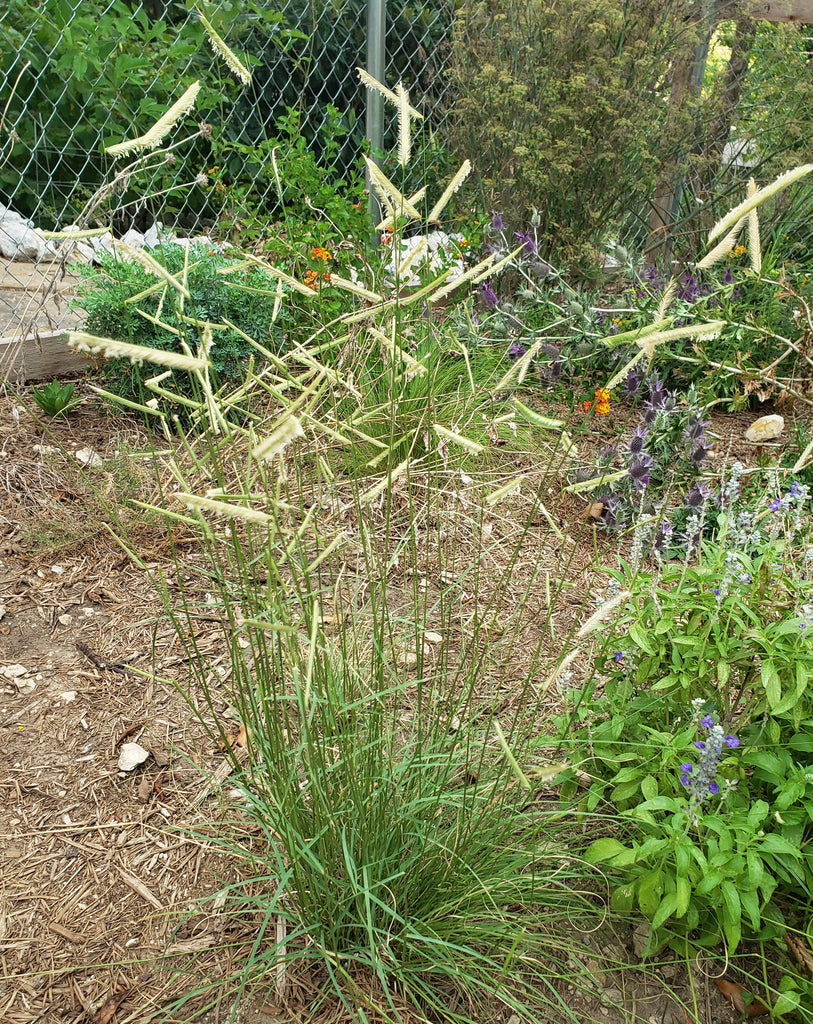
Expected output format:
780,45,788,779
72,67,607,1023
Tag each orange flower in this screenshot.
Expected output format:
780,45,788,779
310,246,331,262
380,228,394,247
583,388,611,415
303,270,319,291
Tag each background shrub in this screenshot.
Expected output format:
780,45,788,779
447,0,702,267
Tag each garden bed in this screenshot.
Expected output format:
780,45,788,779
0,389,805,1024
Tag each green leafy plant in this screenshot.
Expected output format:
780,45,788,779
555,500,813,956
30,379,82,417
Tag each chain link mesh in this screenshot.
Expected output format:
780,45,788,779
1,2,811,343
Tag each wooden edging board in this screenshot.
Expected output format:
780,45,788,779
0,331,87,384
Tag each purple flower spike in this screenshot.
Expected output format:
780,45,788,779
480,281,499,310
514,230,537,255
723,268,734,285
507,342,527,360
490,211,504,232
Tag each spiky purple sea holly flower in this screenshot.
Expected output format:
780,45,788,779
480,281,499,310
629,453,653,491
684,412,709,443
647,379,666,408
627,425,648,456
685,482,710,509
623,368,642,399
690,441,713,466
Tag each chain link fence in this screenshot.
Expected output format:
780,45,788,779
0,0,457,344
1,1,812,351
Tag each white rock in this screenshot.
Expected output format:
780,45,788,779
75,447,103,468
745,414,784,442
0,203,46,261
142,222,164,248
118,742,151,771
90,231,114,255
121,227,146,249
0,664,27,679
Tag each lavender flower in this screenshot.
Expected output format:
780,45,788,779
723,268,734,285
507,341,527,359
514,230,537,256
490,211,504,232
480,281,499,310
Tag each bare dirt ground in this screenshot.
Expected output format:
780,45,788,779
0,387,789,1024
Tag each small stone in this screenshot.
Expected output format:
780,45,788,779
0,664,27,679
745,414,783,442
424,631,442,643
118,742,151,772
75,447,103,468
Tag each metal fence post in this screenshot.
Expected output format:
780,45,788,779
366,0,386,237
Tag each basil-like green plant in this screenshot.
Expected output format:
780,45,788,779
555,497,813,956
